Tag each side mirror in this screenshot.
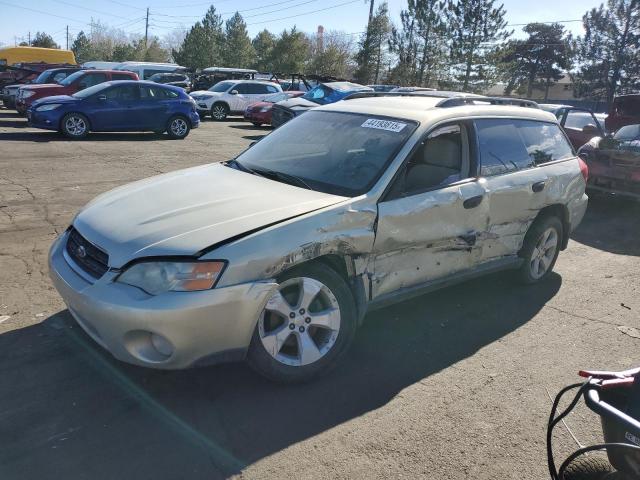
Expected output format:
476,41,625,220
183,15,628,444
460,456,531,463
97,94,107,101
230,90,239,95
582,124,599,135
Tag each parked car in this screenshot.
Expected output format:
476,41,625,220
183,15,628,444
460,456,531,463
114,62,186,81
148,72,192,92
578,123,640,198
48,93,588,382
243,91,304,126
16,69,138,115
192,67,258,91
189,79,282,121
605,94,640,133
389,86,435,93
27,80,199,140
2,67,80,108
539,104,605,150
368,84,399,92
271,81,373,128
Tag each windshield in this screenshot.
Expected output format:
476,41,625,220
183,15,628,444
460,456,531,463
208,81,234,93
302,84,341,105
234,111,417,196
265,92,289,103
34,71,53,83
614,124,640,140
60,71,84,86
72,82,111,99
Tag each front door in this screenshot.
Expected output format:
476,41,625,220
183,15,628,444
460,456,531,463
560,108,604,150
89,84,139,130
371,122,489,299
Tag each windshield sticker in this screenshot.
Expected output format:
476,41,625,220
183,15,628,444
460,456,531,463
361,118,407,133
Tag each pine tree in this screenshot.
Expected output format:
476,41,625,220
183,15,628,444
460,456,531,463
269,27,310,73
172,6,224,69
574,0,640,103
355,2,391,84
252,30,276,71
446,0,511,91
31,32,59,49
71,31,94,63
222,13,255,68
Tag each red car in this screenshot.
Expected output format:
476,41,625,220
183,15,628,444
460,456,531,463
16,69,138,114
244,91,304,126
605,94,640,133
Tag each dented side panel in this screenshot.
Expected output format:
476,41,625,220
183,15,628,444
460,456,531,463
371,181,489,298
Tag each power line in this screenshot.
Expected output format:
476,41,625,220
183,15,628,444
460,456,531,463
49,0,131,20
153,0,321,18
246,0,361,26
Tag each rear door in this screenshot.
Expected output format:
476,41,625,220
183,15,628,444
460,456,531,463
477,119,575,263
371,121,490,299
137,85,171,130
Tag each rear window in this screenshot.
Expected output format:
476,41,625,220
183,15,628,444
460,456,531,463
112,73,135,81
614,97,640,116
476,119,574,176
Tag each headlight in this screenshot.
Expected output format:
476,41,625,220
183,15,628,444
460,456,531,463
22,91,36,98
117,260,226,295
36,104,61,111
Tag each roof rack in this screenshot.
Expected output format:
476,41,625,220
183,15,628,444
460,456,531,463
343,91,539,109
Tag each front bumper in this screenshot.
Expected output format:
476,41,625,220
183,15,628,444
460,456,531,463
27,108,61,131
244,110,270,124
49,231,277,369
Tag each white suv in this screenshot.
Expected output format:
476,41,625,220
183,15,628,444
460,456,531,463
190,80,282,120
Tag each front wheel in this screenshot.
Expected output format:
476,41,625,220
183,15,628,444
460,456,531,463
61,113,90,139
246,262,357,383
211,103,229,121
166,116,190,139
518,215,563,284
562,456,614,480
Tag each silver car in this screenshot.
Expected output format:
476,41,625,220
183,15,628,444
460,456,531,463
49,94,589,382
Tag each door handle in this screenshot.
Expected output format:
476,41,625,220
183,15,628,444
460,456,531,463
463,195,483,209
532,181,546,193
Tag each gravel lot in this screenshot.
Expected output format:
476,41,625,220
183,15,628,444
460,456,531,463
0,107,639,480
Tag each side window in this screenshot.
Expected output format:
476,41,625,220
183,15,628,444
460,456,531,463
516,120,574,165
140,86,171,99
248,83,269,94
80,73,107,87
266,84,279,93
403,123,469,194
234,83,251,94
143,69,167,80
52,72,67,83
476,119,533,176
564,111,598,131
112,73,134,81
103,85,138,101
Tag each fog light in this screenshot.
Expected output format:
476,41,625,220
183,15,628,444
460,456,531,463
150,333,174,357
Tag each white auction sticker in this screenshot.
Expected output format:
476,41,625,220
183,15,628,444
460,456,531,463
361,118,407,132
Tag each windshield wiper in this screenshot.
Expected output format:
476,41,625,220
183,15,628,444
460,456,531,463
252,168,313,190
224,159,259,175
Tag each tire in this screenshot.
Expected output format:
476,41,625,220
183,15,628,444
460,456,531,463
211,103,229,121
246,262,357,383
562,456,614,480
252,122,262,127
518,214,563,284
166,115,190,139
61,113,90,139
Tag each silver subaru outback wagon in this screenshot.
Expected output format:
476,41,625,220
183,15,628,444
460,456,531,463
49,93,588,382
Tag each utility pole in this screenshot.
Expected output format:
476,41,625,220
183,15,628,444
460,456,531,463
66,25,69,50
28,31,31,46
144,7,149,49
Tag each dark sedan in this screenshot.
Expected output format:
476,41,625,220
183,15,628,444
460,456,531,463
28,80,200,140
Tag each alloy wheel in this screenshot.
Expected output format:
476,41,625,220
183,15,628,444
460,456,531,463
170,118,188,137
258,277,341,367
211,105,227,120
530,227,558,279
65,115,86,136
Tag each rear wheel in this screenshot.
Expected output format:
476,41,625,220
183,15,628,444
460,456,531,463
247,262,356,383
166,115,190,139
562,456,614,480
211,103,229,121
61,113,89,139
518,215,563,284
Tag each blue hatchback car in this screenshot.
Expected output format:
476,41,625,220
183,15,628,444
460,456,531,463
28,80,200,140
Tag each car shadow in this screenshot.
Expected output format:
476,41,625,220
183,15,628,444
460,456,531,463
229,124,270,131
0,271,560,479
0,132,171,142
571,194,640,256
0,119,27,128
242,135,266,141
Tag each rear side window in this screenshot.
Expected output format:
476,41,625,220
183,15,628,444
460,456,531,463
112,73,134,81
81,73,108,87
476,119,573,176
140,86,178,99
476,119,533,176
234,83,251,94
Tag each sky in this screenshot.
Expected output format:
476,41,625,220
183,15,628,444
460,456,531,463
0,0,605,49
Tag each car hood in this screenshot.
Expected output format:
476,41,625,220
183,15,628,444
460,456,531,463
32,95,77,107
22,83,63,91
276,97,319,111
73,163,348,268
190,90,221,98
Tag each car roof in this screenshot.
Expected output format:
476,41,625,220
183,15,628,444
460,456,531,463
317,95,557,124
225,79,279,85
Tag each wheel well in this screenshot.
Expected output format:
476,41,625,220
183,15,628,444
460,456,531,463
212,101,229,110
533,204,570,250
168,113,191,127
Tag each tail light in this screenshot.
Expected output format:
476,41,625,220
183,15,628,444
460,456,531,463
578,156,589,183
